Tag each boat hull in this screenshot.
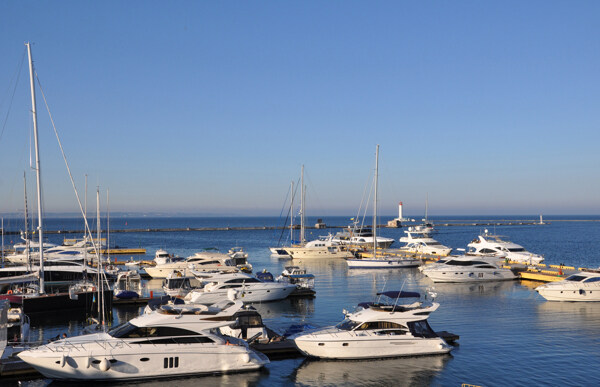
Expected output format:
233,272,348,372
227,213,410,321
422,269,516,283
190,285,296,304
18,343,268,381
536,286,600,301
284,247,354,259
293,335,451,359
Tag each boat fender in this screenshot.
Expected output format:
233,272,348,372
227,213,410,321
241,353,251,363
7,290,12,295
99,358,111,371
59,354,66,367
85,356,91,368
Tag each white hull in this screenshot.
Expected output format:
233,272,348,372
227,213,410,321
145,265,193,279
400,246,452,256
294,334,450,359
189,285,296,304
285,247,354,259
346,258,420,269
536,278,600,301
422,268,516,283
19,338,266,381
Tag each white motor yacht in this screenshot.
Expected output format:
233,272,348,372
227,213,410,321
536,271,600,301
17,297,269,381
228,247,253,273
184,272,296,304
399,228,452,256
162,270,195,298
331,225,395,249
420,255,516,283
467,230,544,264
284,235,355,259
153,249,185,266
145,250,238,279
292,291,452,359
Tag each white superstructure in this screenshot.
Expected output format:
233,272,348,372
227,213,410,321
292,291,452,359
536,271,600,301
420,255,516,283
467,230,544,264
399,228,452,256
145,250,237,279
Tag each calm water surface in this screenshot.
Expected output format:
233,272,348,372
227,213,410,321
6,216,600,386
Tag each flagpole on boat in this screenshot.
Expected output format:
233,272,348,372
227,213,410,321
26,42,45,294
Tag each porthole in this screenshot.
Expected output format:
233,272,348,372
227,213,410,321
92,360,101,364
342,343,349,346
318,343,325,346
140,358,150,362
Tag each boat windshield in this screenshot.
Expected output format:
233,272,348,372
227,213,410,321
565,275,587,282
335,318,361,331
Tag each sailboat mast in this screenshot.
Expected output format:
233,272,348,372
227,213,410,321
300,165,305,245
425,193,429,222
23,173,30,270
373,145,379,255
290,181,294,243
27,42,45,294
96,187,105,325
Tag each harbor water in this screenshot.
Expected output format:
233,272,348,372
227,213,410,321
4,215,600,386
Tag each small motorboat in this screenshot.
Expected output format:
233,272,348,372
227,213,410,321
113,270,142,299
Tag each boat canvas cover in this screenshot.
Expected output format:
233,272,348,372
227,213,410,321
377,291,421,299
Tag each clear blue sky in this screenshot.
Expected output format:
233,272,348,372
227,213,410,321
1,1,599,217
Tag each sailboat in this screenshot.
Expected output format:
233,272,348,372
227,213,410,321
284,166,354,259
269,180,295,258
0,43,111,316
346,145,420,269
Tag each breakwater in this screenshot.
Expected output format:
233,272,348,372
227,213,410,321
0,219,552,235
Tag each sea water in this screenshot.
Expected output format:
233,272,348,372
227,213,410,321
5,216,600,386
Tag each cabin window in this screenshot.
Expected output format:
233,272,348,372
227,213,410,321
583,277,600,283
479,248,496,254
164,357,179,368
407,320,437,338
565,275,587,282
109,323,200,338
356,321,405,330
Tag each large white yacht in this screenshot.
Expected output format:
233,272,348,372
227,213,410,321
17,298,269,381
145,250,237,279
331,225,395,249
292,291,452,359
536,271,600,301
399,228,452,256
420,255,516,283
467,230,544,264
284,235,355,259
185,272,297,304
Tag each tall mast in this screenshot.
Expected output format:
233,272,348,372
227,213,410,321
96,187,105,326
84,174,88,264
27,42,45,293
373,145,379,255
290,181,294,243
300,165,305,245
425,192,429,222
23,173,30,270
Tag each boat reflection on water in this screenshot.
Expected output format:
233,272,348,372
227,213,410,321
419,279,517,298
536,300,600,333
251,297,315,319
291,354,451,386
19,368,267,387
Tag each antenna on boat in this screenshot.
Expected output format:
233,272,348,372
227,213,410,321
376,276,389,304
392,280,407,311
373,144,379,257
